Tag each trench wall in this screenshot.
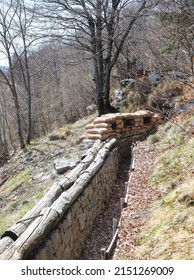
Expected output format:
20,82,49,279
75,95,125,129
0,110,163,260
32,147,120,260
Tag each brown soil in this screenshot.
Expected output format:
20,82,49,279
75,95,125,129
79,140,160,259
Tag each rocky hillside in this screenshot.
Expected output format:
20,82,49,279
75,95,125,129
0,115,95,236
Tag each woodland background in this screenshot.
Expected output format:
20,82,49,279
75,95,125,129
0,0,193,165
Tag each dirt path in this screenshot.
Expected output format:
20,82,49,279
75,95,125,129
79,157,130,259
112,140,160,259
79,140,160,260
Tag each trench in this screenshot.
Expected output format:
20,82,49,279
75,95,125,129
79,155,131,260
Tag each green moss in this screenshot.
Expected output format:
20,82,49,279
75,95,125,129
35,187,45,200
6,167,32,190
147,134,159,144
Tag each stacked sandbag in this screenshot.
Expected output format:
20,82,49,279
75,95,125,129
82,113,124,140
80,110,163,141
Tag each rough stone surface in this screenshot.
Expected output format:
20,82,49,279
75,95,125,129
53,159,79,174
79,139,95,150
48,134,60,141
32,147,120,260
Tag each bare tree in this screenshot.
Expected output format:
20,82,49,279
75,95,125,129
41,0,158,115
28,43,93,136
0,0,46,147
0,2,23,148
131,0,194,78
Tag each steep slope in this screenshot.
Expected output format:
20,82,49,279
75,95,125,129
134,116,194,259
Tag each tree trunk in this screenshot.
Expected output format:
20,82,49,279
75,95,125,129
5,44,25,150
13,93,26,150
9,67,25,149
26,93,32,145
103,60,119,114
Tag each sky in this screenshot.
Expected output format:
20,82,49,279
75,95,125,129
0,52,8,68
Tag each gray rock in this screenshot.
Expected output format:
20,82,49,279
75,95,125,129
79,139,95,150
49,134,60,141
53,148,73,157
41,174,51,181
32,172,44,180
53,158,79,174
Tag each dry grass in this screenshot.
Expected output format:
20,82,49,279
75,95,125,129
0,114,95,235
134,116,194,259
136,178,194,259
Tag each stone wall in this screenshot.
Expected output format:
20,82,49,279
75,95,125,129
0,138,121,260
32,147,120,260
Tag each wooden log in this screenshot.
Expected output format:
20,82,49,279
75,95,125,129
130,144,136,171
0,138,116,258
50,138,117,221
51,173,90,218
0,237,14,254
106,228,119,259
84,138,117,179
58,139,104,190
52,139,116,218
0,207,59,260
100,248,107,260
0,140,104,248
113,218,118,237
52,171,91,218
124,144,136,205
1,181,62,241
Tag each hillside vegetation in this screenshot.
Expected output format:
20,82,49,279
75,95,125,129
135,115,194,259
0,115,94,235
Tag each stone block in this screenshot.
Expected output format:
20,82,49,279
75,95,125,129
33,246,48,260
62,244,72,259
54,158,79,175
51,228,62,254
79,139,95,150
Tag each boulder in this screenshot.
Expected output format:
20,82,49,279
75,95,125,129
54,158,79,175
